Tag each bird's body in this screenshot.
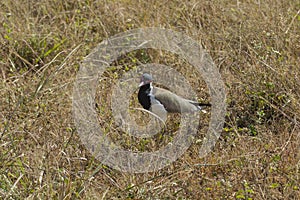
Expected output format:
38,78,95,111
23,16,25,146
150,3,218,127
138,73,211,115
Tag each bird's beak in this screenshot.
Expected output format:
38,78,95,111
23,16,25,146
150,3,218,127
139,81,145,87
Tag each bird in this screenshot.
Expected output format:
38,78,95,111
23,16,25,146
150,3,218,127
137,73,211,117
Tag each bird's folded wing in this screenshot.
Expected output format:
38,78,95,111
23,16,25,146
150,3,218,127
153,87,199,113
149,94,167,121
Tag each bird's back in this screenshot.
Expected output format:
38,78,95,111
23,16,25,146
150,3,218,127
152,87,199,113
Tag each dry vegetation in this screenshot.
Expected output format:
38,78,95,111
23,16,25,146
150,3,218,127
1,0,300,199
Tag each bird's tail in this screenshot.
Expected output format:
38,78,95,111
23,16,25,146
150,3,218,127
189,101,211,107
189,101,211,113
198,103,212,107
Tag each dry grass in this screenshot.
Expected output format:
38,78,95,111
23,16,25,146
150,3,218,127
1,0,300,199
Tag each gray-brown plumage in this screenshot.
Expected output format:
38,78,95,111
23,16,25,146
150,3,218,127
138,73,211,114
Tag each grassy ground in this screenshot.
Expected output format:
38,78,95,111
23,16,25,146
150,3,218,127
1,0,300,199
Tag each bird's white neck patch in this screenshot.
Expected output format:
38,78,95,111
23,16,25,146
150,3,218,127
148,83,164,107
149,82,153,95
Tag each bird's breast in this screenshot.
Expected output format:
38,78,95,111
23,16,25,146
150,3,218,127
138,85,151,110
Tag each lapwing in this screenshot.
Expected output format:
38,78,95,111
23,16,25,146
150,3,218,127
138,73,211,118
